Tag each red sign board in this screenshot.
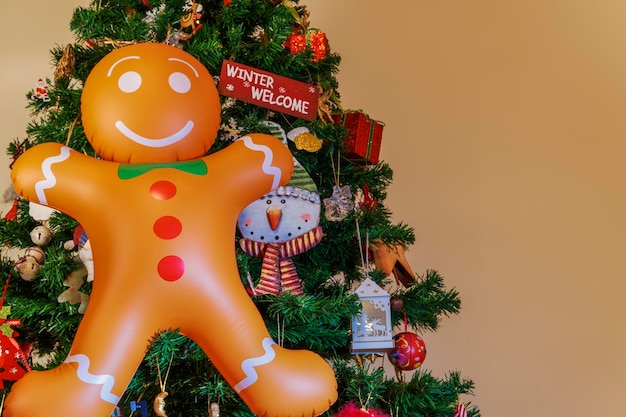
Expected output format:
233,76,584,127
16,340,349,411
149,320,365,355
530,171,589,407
218,60,319,121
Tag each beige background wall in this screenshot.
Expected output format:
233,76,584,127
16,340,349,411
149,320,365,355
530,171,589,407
2,1,625,416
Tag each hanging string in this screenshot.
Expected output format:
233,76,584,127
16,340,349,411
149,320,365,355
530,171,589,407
402,309,409,333
276,314,285,347
65,115,80,146
154,353,174,417
354,217,367,277
330,149,341,186
156,352,174,393
0,268,13,308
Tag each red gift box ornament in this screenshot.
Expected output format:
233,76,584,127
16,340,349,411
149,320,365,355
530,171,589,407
333,111,384,165
287,30,328,62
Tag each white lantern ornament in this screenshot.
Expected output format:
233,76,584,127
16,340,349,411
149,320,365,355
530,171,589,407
351,277,394,354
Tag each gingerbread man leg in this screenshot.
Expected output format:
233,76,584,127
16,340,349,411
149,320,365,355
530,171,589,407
181,271,337,417
4,292,156,417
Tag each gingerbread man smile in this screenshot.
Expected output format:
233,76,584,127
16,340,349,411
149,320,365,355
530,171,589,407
6,43,337,417
114,119,194,147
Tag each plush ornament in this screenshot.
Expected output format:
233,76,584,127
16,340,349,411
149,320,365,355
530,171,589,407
323,184,354,222
332,402,390,417
368,239,416,286
33,78,50,102
64,225,94,282
387,331,427,371
238,121,323,296
356,182,377,213
57,264,90,314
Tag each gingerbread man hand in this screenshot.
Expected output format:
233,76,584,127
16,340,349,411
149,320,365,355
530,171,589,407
6,43,337,417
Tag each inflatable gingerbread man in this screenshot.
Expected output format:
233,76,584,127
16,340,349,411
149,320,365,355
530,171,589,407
6,43,337,417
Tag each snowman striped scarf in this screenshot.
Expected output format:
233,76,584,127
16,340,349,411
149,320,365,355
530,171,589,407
240,226,323,295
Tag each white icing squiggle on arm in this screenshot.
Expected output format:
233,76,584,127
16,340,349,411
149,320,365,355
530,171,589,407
240,136,282,190
34,146,71,205
65,354,120,405
233,337,277,392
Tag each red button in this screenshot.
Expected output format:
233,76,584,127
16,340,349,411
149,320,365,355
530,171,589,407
150,181,177,200
158,255,184,281
153,216,182,240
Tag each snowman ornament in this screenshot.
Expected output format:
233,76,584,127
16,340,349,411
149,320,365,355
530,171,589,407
237,123,322,296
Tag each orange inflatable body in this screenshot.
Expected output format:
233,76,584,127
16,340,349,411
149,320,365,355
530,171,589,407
6,43,337,417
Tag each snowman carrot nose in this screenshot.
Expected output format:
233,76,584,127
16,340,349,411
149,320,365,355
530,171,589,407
266,206,282,231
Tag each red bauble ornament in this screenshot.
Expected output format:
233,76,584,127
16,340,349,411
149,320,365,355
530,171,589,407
333,402,390,417
387,331,426,371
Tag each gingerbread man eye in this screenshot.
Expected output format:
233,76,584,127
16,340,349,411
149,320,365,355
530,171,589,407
118,71,142,93
169,72,191,93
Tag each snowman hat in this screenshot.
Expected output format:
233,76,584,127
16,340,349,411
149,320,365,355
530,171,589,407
275,165,319,204
262,121,319,203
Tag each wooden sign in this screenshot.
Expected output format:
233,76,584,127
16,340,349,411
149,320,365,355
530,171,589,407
218,60,319,121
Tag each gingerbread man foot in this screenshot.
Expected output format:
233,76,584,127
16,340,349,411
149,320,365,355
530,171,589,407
235,339,337,417
4,362,119,417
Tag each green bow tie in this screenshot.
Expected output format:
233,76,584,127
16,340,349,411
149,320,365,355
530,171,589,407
118,160,208,180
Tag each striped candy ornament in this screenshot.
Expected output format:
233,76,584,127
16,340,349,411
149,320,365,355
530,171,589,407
454,403,467,417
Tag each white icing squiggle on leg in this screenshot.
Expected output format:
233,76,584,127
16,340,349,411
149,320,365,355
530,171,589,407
35,146,71,205
240,136,282,190
233,337,277,392
65,354,120,405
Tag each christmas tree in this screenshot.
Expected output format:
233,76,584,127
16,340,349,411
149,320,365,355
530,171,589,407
0,1,479,416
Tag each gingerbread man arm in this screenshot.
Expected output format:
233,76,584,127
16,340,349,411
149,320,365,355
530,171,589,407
203,133,294,207
11,142,114,219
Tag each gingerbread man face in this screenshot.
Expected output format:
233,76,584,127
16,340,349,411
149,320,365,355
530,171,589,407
81,43,221,163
